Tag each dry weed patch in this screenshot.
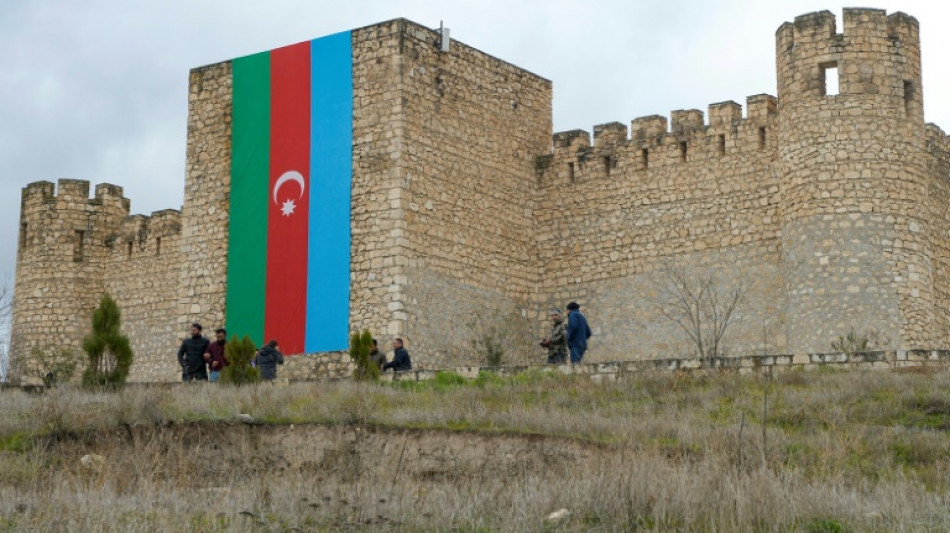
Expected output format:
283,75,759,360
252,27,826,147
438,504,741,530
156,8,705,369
0,368,948,530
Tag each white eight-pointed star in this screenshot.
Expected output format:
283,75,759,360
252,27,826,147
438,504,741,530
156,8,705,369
281,198,297,217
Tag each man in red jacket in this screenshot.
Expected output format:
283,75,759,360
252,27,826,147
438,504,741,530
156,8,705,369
204,328,229,382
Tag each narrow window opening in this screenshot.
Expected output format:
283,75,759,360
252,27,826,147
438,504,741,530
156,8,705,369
904,80,915,115
567,162,575,184
127,240,133,259
20,223,27,249
73,230,84,263
603,156,611,176
679,141,688,162
156,236,162,256
717,134,726,156
819,62,839,96
640,148,649,170
758,127,767,150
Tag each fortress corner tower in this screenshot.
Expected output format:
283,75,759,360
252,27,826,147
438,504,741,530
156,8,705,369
776,9,936,353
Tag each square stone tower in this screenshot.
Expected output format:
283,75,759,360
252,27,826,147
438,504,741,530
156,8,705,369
172,19,554,370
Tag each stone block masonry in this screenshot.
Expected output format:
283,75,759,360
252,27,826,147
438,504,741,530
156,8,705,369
11,9,950,382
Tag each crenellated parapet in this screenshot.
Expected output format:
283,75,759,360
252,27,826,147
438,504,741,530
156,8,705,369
542,94,779,186
21,179,130,214
776,8,921,122
109,209,182,255
18,179,132,254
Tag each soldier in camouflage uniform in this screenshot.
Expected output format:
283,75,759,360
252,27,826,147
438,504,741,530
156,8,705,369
539,309,568,364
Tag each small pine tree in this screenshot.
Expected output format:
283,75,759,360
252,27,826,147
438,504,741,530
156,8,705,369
221,335,261,385
82,294,133,389
351,329,379,381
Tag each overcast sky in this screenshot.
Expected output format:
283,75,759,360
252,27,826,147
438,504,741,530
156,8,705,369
2,0,950,310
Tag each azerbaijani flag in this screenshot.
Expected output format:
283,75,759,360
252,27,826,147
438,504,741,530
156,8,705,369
226,31,353,355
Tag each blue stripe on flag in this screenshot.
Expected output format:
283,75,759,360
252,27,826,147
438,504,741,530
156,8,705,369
305,31,353,352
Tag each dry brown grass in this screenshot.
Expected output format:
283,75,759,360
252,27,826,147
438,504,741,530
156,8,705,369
0,367,948,531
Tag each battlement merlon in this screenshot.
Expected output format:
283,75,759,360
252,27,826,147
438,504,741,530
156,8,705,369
746,95,777,120
631,115,668,141
670,110,704,134
843,8,889,38
708,101,741,128
887,12,919,43
925,123,950,157
150,209,183,236
91,183,130,211
925,123,947,140
553,129,591,150
55,179,91,204
593,122,628,147
20,181,56,209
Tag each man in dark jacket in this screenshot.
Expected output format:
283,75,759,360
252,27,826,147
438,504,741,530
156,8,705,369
383,338,412,372
254,340,284,381
178,323,210,381
566,302,592,364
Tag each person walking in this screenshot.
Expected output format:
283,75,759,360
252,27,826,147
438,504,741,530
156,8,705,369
566,302,592,364
368,338,386,370
254,340,284,381
540,308,568,364
383,338,412,372
177,323,210,381
204,328,229,382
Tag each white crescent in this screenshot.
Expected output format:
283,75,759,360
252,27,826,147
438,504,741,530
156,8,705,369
272,170,306,204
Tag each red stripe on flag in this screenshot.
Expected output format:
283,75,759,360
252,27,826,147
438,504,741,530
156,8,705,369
264,42,311,355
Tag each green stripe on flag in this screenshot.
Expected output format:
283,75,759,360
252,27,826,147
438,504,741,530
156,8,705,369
226,52,271,345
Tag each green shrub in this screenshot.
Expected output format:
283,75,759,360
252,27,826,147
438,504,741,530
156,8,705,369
82,293,133,389
221,335,261,385
350,329,379,381
804,517,851,533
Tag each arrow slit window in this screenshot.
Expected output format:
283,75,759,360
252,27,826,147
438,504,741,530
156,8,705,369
820,62,839,96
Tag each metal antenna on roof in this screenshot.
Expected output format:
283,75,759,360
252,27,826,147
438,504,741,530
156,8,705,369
439,20,450,52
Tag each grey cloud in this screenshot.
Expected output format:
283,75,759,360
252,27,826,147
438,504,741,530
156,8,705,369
2,0,949,308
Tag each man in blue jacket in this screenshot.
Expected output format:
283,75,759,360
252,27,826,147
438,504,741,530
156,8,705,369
566,302,592,364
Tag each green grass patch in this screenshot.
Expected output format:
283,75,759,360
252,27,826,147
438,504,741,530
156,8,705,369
0,432,32,452
804,517,851,533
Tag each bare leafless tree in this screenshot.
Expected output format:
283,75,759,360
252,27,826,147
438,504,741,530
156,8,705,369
650,262,746,367
0,274,12,382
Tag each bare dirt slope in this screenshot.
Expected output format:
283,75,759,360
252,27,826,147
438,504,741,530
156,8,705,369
53,420,608,486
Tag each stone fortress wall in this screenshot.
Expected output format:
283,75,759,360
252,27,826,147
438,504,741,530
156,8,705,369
533,8,950,360
11,9,950,382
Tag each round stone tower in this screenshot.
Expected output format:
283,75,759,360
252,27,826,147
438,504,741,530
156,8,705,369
10,180,129,381
776,9,933,354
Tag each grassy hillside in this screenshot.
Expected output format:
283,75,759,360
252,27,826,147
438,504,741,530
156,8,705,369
0,368,948,531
